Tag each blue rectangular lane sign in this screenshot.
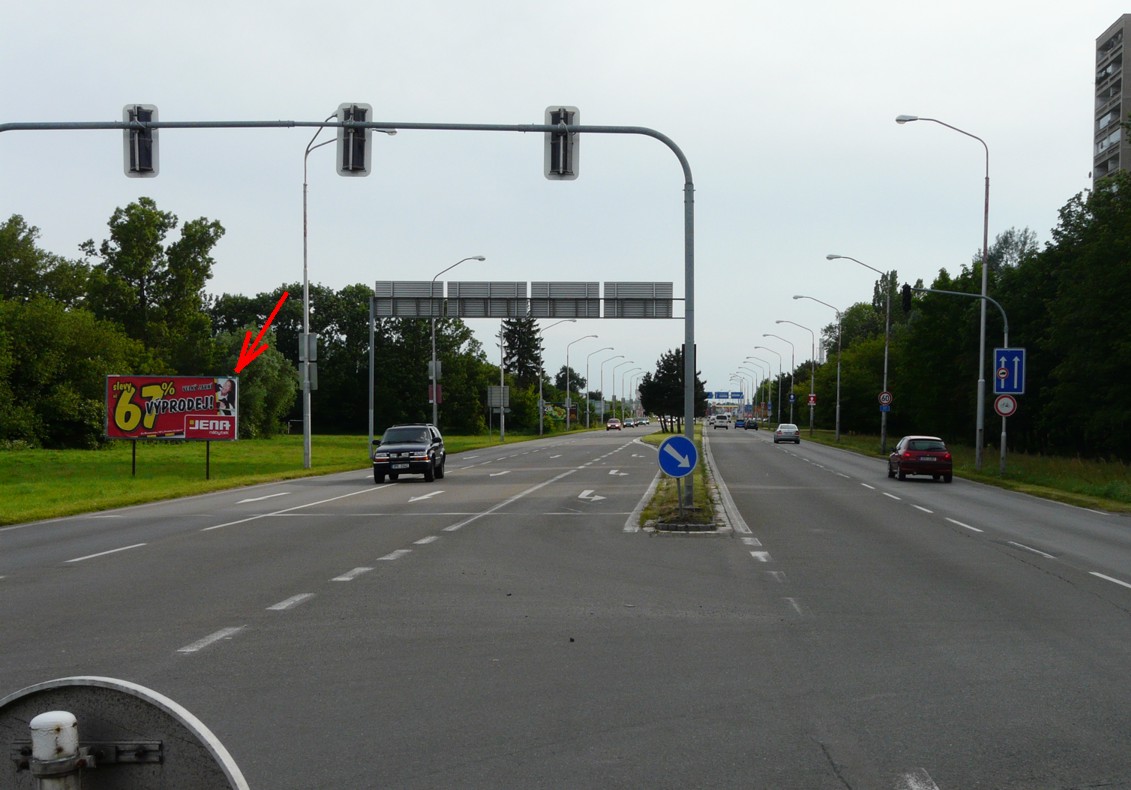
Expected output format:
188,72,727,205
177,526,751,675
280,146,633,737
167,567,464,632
993,347,1026,395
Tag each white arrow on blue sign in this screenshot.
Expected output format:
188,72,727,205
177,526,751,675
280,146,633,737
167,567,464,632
658,435,698,479
993,347,1026,395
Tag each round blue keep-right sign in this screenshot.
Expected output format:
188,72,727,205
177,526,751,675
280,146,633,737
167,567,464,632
658,435,698,479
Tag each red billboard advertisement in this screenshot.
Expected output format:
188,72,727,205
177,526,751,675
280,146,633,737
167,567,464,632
105,376,238,441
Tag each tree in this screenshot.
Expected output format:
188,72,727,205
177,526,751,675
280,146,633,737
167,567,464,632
638,347,707,432
83,198,224,373
0,215,89,307
501,316,542,388
0,298,160,448
215,328,298,438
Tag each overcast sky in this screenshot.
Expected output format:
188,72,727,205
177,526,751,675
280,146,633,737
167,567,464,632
2,1,1121,405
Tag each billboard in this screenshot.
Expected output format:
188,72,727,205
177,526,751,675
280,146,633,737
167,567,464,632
105,376,238,441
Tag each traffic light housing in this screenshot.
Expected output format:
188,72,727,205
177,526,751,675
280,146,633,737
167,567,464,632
544,106,579,180
901,283,913,313
123,104,158,178
337,103,372,177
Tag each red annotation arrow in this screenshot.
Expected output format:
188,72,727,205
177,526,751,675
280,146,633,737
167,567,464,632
235,291,289,373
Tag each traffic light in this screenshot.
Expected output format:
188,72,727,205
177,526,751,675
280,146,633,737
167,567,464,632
336,103,372,177
123,104,158,178
544,106,579,180
901,283,913,313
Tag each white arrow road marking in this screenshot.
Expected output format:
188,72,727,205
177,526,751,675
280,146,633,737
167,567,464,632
238,492,290,503
578,490,607,502
490,470,511,477
408,491,444,503
608,469,628,476
662,443,692,468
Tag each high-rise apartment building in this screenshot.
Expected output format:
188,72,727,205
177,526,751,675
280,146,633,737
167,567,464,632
1095,15,1131,182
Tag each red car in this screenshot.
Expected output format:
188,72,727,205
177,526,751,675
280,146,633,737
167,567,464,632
888,435,953,483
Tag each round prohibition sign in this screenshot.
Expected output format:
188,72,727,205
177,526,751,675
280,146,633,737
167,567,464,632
994,394,1018,418
878,391,893,406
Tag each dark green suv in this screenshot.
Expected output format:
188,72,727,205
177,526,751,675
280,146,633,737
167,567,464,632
372,423,446,483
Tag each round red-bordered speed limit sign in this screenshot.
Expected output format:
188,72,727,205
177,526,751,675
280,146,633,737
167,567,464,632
878,391,893,406
994,394,1018,417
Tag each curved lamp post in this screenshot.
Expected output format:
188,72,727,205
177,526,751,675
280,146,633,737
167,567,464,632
537,319,577,435
827,253,891,452
431,255,484,428
738,365,761,420
762,334,796,423
897,113,991,471
621,368,643,420
794,295,842,441
776,319,817,436
584,346,613,427
565,335,598,431
610,360,635,420
598,354,624,424
749,351,781,423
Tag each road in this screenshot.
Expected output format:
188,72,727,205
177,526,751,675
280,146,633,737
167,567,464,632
3,427,1131,788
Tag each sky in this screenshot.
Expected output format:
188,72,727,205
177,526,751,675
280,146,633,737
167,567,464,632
1,1,1121,404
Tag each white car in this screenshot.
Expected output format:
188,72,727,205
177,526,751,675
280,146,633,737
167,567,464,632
773,423,800,444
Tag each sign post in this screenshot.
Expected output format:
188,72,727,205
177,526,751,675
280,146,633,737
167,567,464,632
658,435,698,521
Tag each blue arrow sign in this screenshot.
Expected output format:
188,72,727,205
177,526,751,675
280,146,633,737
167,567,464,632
658,435,698,479
993,347,1026,395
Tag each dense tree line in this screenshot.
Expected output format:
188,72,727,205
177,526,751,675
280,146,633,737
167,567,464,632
6,170,1131,459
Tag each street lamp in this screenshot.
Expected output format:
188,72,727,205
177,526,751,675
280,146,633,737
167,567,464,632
431,255,484,428
762,334,795,423
585,346,614,428
621,367,643,420
794,295,842,441
305,115,394,469
565,334,598,431
611,360,635,420
748,352,780,423
738,366,761,420
599,354,625,424
827,253,891,452
897,113,991,471
776,319,817,436
537,319,576,436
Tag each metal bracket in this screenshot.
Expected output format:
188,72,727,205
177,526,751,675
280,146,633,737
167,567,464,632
12,740,162,772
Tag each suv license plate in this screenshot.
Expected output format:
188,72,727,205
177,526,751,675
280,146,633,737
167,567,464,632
392,463,409,470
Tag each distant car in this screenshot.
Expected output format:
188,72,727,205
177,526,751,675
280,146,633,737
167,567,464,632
624,418,636,427
744,418,759,430
372,423,445,483
773,423,800,444
888,435,953,482
606,418,622,431
735,418,746,428
710,415,731,429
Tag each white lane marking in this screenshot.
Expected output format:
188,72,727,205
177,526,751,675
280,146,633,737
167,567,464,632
444,469,578,532
332,567,373,581
750,551,772,562
204,487,380,531
883,492,901,501
1008,541,1056,559
896,768,941,790
579,490,606,502
267,593,314,611
408,491,444,503
414,536,440,545
238,492,290,504
861,483,877,490
913,505,933,514
946,517,983,533
378,549,411,561
489,470,511,477
550,454,562,459
1091,572,1131,591
742,537,762,547
767,571,787,583
66,543,147,563
783,597,804,615
177,626,244,654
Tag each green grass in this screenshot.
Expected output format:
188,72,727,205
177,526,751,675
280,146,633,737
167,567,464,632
801,428,1131,513
0,432,541,526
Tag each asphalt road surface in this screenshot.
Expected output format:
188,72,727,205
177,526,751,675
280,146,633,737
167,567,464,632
3,427,1131,788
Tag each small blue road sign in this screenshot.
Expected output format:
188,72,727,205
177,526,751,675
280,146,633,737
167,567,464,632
658,435,698,479
993,347,1026,395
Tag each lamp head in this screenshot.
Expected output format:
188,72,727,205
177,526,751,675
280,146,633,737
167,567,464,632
473,255,486,261
825,254,841,260
895,114,919,124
